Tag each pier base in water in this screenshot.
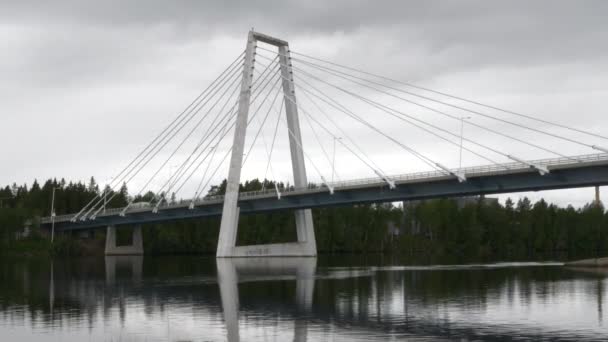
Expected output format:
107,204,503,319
104,225,143,256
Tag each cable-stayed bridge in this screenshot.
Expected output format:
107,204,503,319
40,31,608,257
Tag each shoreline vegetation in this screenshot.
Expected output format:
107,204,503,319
1,177,607,260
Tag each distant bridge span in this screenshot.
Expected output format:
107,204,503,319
42,153,608,231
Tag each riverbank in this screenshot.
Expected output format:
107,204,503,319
565,257,608,267
4,236,608,266
0,236,98,257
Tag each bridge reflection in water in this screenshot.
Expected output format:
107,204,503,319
217,258,316,342
3,256,607,341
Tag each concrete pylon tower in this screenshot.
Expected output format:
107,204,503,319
216,31,317,257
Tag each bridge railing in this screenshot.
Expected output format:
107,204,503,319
42,153,608,224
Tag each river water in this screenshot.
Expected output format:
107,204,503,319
0,255,606,341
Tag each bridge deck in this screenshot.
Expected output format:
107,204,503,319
42,153,608,230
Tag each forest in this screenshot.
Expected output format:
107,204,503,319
0,177,607,258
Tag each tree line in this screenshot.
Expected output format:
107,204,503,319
0,177,606,258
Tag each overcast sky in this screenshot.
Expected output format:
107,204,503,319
1,0,607,207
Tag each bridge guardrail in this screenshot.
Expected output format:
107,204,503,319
42,153,608,224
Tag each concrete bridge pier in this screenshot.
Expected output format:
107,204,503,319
104,225,143,256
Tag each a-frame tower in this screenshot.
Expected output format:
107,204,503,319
216,31,317,257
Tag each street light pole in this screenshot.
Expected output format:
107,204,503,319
332,137,341,184
51,187,57,243
459,116,471,171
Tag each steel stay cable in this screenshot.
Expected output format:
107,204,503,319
277,113,335,192
181,100,237,204
256,51,412,177
297,102,385,181
158,107,238,205
294,70,503,166
192,146,234,204
97,53,244,198
152,83,243,204
257,56,387,181
72,51,245,220
245,55,337,189
298,101,343,183
277,55,577,165
91,51,245,195
81,55,245,220
292,63,576,162
193,71,283,201
100,93,240,217
191,123,230,202
136,85,243,213
251,58,288,191
260,46,608,143
169,111,238,201
169,69,284,199
266,66,442,172
129,70,244,201
161,58,281,198
251,54,279,88
84,59,245,218
294,67,510,164
252,52,444,173
288,58,573,160
164,75,277,205
260,99,284,193
156,105,237,202
353,92,503,166
297,89,407,185
242,76,283,167
286,53,598,150
190,94,294,204
190,83,286,204
131,59,281,210
333,88,502,166
297,85,391,179
262,78,340,190
87,61,245,216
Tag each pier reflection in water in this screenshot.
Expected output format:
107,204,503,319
217,257,316,342
0,255,607,341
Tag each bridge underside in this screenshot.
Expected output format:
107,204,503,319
46,163,608,232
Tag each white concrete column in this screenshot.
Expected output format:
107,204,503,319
278,45,317,254
217,31,256,257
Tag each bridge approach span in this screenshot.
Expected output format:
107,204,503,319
41,153,608,231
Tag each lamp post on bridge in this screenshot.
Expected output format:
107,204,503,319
50,186,60,243
459,116,472,171
332,137,342,184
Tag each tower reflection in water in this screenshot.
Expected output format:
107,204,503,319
217,257,316,342
44,255,316,341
